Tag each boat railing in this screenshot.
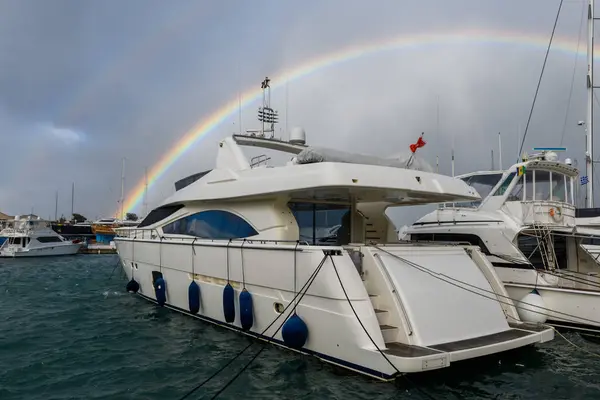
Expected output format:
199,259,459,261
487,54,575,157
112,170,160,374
250,154,271,168
116,227,318,247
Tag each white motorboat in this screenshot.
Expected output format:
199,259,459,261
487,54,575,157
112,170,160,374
114,78,552,380
404,150,600,332
0,215,82,257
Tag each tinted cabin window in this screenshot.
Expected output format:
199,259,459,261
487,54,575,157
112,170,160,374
37,236,63,243
162,210,258,239
288,202,350,245
492,172,515,196
138,205,184,227
452,173,502,207
410,233,490,254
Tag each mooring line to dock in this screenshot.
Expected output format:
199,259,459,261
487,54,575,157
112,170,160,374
373,246,600,328
178,251,328,400
374,245,600,358
328,255,439,400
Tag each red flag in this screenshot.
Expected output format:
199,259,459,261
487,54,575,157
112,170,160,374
409,136,426,153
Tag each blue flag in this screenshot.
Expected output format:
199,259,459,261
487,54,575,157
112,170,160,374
581,176,589,185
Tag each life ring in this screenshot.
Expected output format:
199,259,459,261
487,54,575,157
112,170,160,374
549,207,563,222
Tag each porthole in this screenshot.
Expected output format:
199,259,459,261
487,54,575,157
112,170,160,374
274,302,284,313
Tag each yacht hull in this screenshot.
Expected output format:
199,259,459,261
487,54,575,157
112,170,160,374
115,238,553,379
504,282,600,329
0,243,81,257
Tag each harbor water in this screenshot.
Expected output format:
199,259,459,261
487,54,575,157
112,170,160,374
1,255,600,400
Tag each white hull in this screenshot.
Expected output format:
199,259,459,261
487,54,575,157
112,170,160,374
116,238,552,380
495,267,600,329
0,243,81,257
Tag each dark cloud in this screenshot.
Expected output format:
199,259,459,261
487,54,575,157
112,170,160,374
0,0,595,225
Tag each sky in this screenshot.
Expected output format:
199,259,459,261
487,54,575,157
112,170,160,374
0,0,596,227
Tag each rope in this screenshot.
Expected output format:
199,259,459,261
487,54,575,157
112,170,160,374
178,253,328,400
240,239,246,288
328,255,438,400
226,239,231,283
374,245,600,327
518,0,564,159
191,238,197,277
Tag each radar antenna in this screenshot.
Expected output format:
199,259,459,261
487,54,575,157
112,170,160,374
257,76,278,138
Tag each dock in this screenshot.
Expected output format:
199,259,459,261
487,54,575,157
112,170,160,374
79,243,117,254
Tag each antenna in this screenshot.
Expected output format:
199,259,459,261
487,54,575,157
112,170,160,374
285,78,289,140
120,157,125,221
436,155,439,173
143,166,148,217
451,131,455,177
54,190,58,221
238,63,242,136
491,149,495,170
71,182,74,219
258,77,278,138
586,0,595,207
498,132,503,170
517,122,521,159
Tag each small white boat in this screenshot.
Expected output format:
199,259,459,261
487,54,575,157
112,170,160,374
0,215,82,257
113,78,552,380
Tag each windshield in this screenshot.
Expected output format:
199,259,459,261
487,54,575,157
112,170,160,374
445,173,503,208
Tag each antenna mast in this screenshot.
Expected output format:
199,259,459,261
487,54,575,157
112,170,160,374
258,77,278,138
120,157,125,221
54,190,58,221
143,167,148,217
71,182,74,219
498,132,503,170
586,0,595,207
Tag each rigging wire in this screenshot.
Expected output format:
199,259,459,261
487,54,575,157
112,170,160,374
328,255,440,400
373,245,600,327
518,0,565,158
560,0,586,146
177,253,329,400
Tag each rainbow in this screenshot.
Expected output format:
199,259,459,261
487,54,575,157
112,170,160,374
120,29,595,215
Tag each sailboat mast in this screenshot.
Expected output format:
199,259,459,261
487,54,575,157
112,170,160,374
71,182,74,219
120,158,125,221
143,167,148,217
587,0,594,207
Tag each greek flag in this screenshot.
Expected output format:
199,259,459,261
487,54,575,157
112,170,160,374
581,176,589,185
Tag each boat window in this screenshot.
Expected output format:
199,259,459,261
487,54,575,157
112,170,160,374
550,172,566,202
138,204,185,227
12,237,21,245
288,202,350,245
533,171,551,201
162,210,258,239
524,170,534,201
492,172,515,196
449,173,503,207
566,176,573,204
37,236,63,243
506,175,524,201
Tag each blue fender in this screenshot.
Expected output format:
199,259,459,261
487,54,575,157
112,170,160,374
239,289,253,330
188,281,201,314
223,283,235,323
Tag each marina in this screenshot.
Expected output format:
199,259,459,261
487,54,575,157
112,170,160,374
4,0,600,399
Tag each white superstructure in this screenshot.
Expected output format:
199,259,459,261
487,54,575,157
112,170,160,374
114,77,552,380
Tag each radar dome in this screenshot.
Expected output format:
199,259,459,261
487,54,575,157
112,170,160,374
290,127,306,145
544,151,558,162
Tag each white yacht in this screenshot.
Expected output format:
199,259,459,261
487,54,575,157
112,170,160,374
114,78,552,380
0,215,82,257
404,150,600,332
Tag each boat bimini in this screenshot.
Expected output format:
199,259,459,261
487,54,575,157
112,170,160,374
405,149,600,332
0,215,82,257
114,79,552,380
